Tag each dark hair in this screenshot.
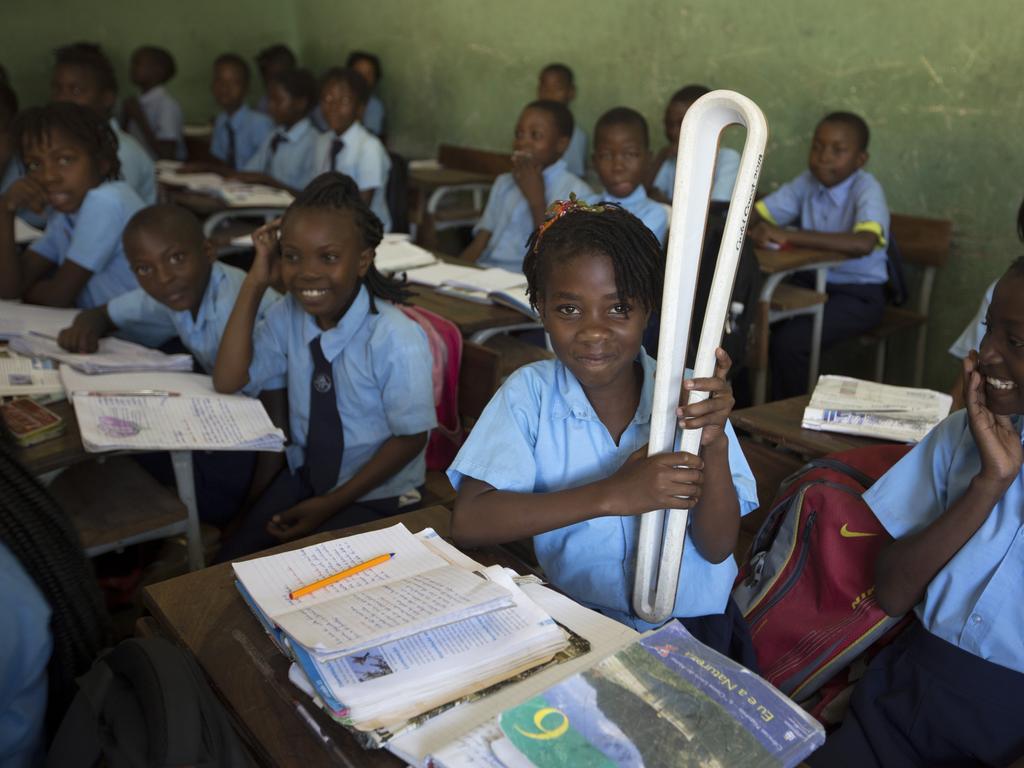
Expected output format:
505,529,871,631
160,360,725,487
670,84,711,105
541,62,574,87
0,82,18,129
0,441,111,736
320,67,370,106
124,203,205,250
283,172,411,310
214,52,250,83
346,50,382,82
819,110,870,151
523,203,664,314
1009,255,1024,276
595,106,649,148
13,102,120,180
524,99,574,139
256,44,296,72
136,46,176,82
54,42,117,95
269,68,318,113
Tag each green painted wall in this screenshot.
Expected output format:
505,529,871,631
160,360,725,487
3,1,1021,389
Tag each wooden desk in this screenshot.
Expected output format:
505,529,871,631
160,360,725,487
159,185,229,217
408,287,530,340
407,163,499,250
142,505,531,768
14,399,87,476
733,394,881,459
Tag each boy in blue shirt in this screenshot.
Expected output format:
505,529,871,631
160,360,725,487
586,107,667,245
209,53,274,170
809,260,1024,767
537,63,587,178
461,100,592,273
122,46,185,161
314,68,393,232
347,51,386,139
749,111,890,399
255,44,296,114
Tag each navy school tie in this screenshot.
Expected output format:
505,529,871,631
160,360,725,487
329,137,344,170
305,336,344,496
226,121,237,168
266,133,286,173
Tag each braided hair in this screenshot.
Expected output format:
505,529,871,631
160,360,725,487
0,440,110,736
13,102,121,181
523,196,665,314
283,172,412,310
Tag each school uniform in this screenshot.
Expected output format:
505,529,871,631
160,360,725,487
0,541,52,768
475,159,592,273
362,93,386,137
243,117,319,191
131,85,186,160
586,185,668,245
215,285,437,560
110,118,156,204
808,410,1024,767
653,146,741,204
314,121,393,231
563,123,587,178
757,168,890,399
0,159,47,230
447,350,761,660
30,181,143,308
949,279,996,360
210,105,275,170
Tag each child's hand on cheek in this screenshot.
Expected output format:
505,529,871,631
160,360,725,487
607,445,705,515
266,496,333,542
963,351,1023,488
2,177,48,215
512,152,545,206
679,348,734,447
249,218,282,289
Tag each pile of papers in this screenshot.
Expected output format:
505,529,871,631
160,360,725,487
11,333,193,374
234,524,570,734
0,351,63,399
374,234,439,274
404,262,535,317
0,301,79,341
802,375,953,443
155,162,294,208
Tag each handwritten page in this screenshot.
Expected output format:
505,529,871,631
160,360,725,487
14,218,43,244
0,352,63,398
0,301,79,341
10,334,193,374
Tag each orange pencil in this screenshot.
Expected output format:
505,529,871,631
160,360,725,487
288,552,395,600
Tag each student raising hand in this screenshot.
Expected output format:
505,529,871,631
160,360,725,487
249,218,283,289
963,350,1023,486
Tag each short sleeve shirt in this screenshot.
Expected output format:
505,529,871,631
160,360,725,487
315,121,393,232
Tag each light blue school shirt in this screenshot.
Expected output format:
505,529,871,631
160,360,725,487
31,181,143,308
563,123,587,178
864,409,1024,674
586,185,668,246
315,121,392,232
448,350,759,630
362,94,386,137
111,118,156,204
756,168,890,285
0,542,52,768
106,261,282,374
949,280,997,359
243,117,319,191
211,105,275,170
244,284,436,500
475,159,592,273
133,85,186,160
653,146,741,205
1,160,48,230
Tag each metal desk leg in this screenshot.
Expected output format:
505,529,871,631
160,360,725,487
753,272,787,405
170,451,204,571
807,268,829,392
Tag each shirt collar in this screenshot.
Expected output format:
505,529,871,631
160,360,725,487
336,120,362,144
814,168,860,205
301,283,371,361
601,185,648,206
542,158,568,184
551,347,655,426
279,117,312,142
138,85,166,107
176,261,226,328
227,104,252,129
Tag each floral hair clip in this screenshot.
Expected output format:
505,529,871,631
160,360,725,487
532,193,608,253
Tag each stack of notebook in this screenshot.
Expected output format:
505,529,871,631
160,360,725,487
11,333,193,374
233,523,571,738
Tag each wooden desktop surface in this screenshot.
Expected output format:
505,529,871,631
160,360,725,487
754,246,850,275
732,395,881,459
408,166,494,190
142,505,533,768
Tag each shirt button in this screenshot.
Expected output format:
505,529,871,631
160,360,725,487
971,614,983,625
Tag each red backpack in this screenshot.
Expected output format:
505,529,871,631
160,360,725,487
732,444,914,720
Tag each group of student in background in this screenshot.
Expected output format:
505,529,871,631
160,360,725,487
0,36,1021,768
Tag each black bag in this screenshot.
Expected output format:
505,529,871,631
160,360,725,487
46,637,252,768
884,229,910,307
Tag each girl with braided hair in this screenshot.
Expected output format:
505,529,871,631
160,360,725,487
448,197,760,663
0,102,145,308
213,172,436,559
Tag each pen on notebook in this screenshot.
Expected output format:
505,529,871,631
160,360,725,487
289,552,395,600
73,389,181,398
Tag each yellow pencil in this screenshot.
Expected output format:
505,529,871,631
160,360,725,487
288,552,395,600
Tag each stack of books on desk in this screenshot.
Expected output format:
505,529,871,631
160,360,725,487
404,262,536,318
802,375,952,443
11,333,193,374
233,523,572,739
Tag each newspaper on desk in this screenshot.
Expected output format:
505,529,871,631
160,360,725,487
802,375,952,443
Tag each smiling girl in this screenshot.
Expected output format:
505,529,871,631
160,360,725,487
0,102,143,308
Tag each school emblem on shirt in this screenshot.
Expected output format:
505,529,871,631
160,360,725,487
314,373,333,394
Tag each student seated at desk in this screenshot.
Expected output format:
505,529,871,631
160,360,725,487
51,42,156,205
748,111,889,400
448,199,760,663
537,63,586,177
255,44,296,115
213,173,436,560
0,103,143,308
0,82,47,232
314,67,393,232
647,84,740,206
347,50,386,139
209,53,274,170
121,46,185,161
236,68,319,192
461,100,592,273
586,107,667,246
808,260,1024,767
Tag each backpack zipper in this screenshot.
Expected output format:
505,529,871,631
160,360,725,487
746,511,816,627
